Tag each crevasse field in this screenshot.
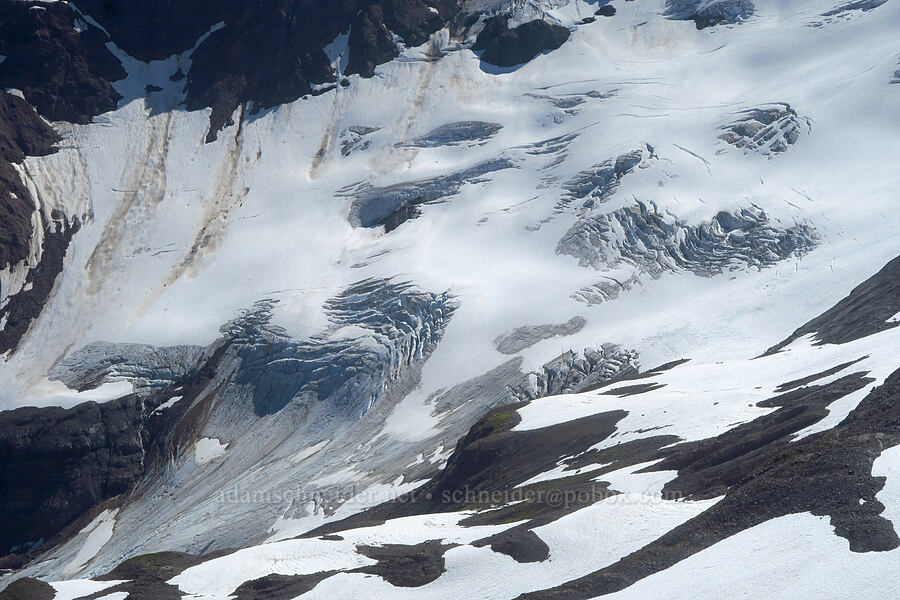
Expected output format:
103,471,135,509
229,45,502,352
1,0,899,598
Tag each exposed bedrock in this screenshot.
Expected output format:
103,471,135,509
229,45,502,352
0,92,59,272
0,577,55,600
0,215,81,357
352,540,456,587
231,571,340,600
719,103,809,156
766,254,900,354
0,1,125,123
0,396,145,555
1,0,457,138
179,0,458,140
557,203,817,276
472,15,571,68
520,363,900,600
664,0,755,29
347,158,515,230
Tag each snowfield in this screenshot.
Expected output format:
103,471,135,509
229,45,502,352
1,0,899,598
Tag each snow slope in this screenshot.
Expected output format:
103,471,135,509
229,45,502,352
1,0,899,597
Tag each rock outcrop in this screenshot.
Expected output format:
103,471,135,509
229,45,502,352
472,15,570,68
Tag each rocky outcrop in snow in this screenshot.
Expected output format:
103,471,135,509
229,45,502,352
472,15,570,68
766,254,900,354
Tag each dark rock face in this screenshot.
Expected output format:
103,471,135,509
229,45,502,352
0,92,59,272
0,215,80,356
306,405,628,538
0,93,59,164
0,396,145,555
473,16,570,68
651,372,876,500
472,528,550,563
232,572,339,600
766,255,900,354
65,551,222,600
0,578,54,600
353,541,455,587
595,5,617,17
182,0,457,140
519,366,900,600
0,1,125,123
1,0,457,140
74,0,228,62
0,92,75,357
346,4,401,79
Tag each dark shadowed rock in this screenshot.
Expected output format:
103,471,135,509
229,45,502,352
0,216,80,356
0,1,125,123
67,550,233,600
518,366,900,600
473,16,570,68
0,395,145,555
766,255,900,354
232,572,339,600
774,357,868,393
182,0,455,141
354,540,455,587
0,92,59,272
346,4,400,78
0,578,54,600
472,528,550,563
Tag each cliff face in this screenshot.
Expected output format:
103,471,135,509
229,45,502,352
0,396,145,554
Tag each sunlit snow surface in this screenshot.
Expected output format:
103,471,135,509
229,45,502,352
3,0,900,596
